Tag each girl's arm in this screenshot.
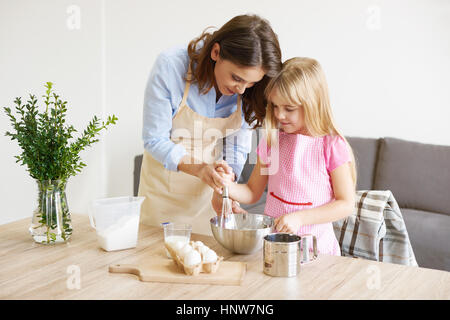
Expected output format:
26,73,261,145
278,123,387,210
274,162,355,233
226,156,269,205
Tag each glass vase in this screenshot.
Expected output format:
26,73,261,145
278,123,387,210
29,179,72,244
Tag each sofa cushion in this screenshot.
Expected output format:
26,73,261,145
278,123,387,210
238,152,256,185
240,191,267,213
346,137,380,190
374,137,450,215
242,198,267,215
401,208,450,272
239,129,261,184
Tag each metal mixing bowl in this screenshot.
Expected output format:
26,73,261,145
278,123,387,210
210,213,274,254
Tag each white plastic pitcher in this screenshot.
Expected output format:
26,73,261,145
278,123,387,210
88,196,145,251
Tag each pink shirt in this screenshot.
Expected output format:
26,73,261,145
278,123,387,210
256,131,351,256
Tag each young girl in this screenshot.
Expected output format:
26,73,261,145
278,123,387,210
224,57,357,256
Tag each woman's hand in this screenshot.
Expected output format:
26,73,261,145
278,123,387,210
274,212,303,234
211,190,249,216
178,156,233,194
197,160,234,194
215,165,235,187
211,167,248,216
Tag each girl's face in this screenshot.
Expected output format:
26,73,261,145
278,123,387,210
270,87,308,135
211,43,265,96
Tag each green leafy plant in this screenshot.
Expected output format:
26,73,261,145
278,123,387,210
3,82,118,244
4,82,118,181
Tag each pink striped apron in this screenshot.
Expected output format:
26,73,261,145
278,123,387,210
260,131,341,256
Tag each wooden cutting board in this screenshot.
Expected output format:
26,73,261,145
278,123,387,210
108,256,247,286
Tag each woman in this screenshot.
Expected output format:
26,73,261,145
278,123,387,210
138,14,282,235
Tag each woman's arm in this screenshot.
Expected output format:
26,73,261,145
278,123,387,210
143,53,190,172
226,155,269,204
274,162,355,233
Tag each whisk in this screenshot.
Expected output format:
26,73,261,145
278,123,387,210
219,186,237,229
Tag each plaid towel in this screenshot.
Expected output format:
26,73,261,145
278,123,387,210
333,190,418,266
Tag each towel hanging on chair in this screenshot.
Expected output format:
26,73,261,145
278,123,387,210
333,190,418,267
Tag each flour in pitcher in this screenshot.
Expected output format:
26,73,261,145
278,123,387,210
96,214,140,251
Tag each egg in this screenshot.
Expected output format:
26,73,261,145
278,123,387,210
179,244,193,259
198,245,210,256
171,240,185,252
193,241,204,249
184,250,202,266
203,249,218,263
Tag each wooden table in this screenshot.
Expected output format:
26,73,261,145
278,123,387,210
1,214,449,300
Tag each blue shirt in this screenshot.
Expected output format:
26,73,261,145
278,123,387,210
142,45,252,179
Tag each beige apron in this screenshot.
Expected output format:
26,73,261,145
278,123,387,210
138,65,242,235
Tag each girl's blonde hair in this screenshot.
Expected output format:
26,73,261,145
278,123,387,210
264,57,357,186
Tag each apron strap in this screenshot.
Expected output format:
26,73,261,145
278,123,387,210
180,62,193,107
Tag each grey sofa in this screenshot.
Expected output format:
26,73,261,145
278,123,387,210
134,135,450,272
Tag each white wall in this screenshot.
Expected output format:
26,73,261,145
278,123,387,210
1,0,449,225
0,0,107,225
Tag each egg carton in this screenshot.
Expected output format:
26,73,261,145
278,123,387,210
164,241,224,276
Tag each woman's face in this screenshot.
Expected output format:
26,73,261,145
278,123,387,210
211,43,265,96
269,87,307,135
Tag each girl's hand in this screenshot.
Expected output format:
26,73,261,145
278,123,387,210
197,160,233,194
274,212,303,234
231,200,248,214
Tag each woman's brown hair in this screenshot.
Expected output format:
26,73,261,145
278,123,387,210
187,14,282,128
